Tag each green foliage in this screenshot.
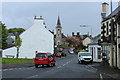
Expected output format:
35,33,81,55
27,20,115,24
75,43,87,53
15,36,22,58
2,58,34,64
59,45,73,49
8,28,25,34
0,21,8,49
94,34,101,39
15,36,22,48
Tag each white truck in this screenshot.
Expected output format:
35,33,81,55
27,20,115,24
78,52,92,64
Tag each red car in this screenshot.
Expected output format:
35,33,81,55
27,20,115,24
34,53,56,68
56,53,61,57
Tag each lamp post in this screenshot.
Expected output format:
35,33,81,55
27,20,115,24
79,25,92,37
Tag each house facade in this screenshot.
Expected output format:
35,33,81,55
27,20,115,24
2,16,54,58
82,37,93,47
88,36,102,62
101,2,120,69
7,33,15,44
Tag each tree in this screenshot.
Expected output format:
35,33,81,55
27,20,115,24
8,28,25,34
0,21,8,49
94,34,101,39
66,36,81,47
15,36,22,59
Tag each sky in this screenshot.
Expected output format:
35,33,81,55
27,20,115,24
2,1,119,37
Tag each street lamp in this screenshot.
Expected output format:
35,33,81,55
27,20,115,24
79,25,92,37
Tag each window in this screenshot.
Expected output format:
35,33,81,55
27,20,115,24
36,54,47,57
106,22,109,35
48,54,54,58
94,47,96,59
58,31,60,34
97,48,101,59
58,42,60,45
92,47,93,59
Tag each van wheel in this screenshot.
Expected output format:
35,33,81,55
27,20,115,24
90,61,93,64
78,60,80,64
35,64,38,68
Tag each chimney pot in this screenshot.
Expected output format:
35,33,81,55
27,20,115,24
72,32,74,36
43,21,45,25
40,16,42,19
35,16,36,19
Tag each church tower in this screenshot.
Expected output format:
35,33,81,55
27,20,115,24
56,16,62,46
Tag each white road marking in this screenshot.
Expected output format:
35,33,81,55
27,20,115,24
3,67,35,71
87,65,98,71
103,73,112,78
57,59,73,68
57,66,62,68
27,75,38,78
100,73,103,80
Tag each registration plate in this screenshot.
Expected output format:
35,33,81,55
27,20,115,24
39,59,43,60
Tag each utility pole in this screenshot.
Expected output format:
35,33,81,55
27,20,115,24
110,0,114,67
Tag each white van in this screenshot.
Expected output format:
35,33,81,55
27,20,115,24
78,52,92,64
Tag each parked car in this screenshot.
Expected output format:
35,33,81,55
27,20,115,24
59,48,63,52
34,52,56,68
78,52,92,64
69,48,75,54
56,52,62,57
61,52,67,56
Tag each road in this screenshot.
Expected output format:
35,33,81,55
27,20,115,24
2,49,112,79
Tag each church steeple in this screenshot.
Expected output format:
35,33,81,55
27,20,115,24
57,16,61,25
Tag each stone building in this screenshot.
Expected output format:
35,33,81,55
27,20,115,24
55,16,68,46
101,2,120,69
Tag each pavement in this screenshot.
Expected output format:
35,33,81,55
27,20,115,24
2,62,34,69
1,49,119,80
88,62,120,80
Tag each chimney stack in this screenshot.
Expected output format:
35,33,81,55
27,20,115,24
101,2,109,19
118,1,120,6
72,32,74,36
77,32,80,38
40,16,43,19
77,32,80,36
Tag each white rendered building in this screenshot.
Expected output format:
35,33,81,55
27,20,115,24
2,16,54,58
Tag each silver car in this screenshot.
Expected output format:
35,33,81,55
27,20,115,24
78,52,92,64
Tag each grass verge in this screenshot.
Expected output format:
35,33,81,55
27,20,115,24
2,58,34,64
